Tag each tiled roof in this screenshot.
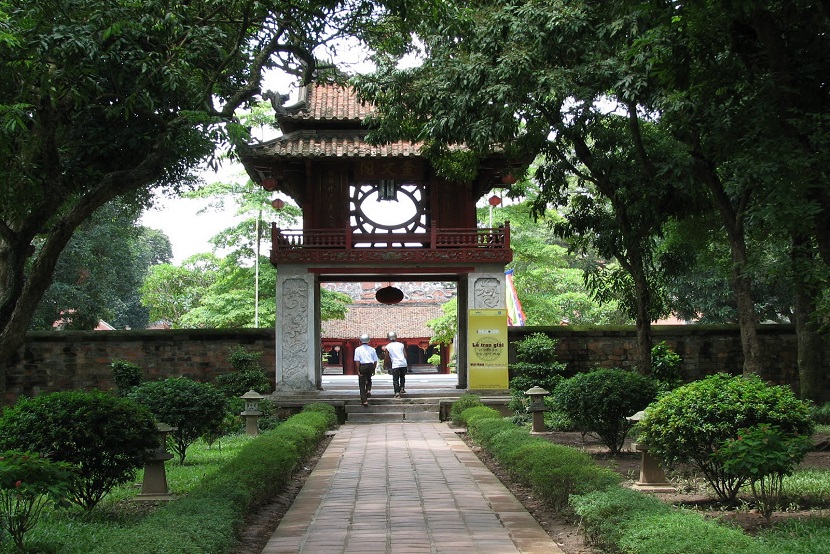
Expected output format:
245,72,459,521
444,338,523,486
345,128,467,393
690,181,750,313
322,304,442,340
248,130,422,159
282,82,374,122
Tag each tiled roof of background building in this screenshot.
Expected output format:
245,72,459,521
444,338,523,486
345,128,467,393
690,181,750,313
322,304,442,340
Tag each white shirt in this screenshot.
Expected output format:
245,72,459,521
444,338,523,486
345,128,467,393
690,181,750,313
385,341,407,368
354,344,378,365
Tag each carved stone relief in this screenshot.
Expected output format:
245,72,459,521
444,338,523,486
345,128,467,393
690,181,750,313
473,277,502,309
280,278,311,388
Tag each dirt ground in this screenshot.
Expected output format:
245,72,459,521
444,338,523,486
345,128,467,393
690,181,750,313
233,428,830,554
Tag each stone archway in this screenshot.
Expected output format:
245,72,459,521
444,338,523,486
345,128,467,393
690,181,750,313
273,266,507,392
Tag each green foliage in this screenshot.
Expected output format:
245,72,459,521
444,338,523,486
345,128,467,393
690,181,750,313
514,332,559,366
81,404,334,554
553,369,658,453
758,518,830,554
0,451,72,550
449,393,483,426
638,374,814,502
571,486,772,554
0,391,158,511
715,425,812,519
213,346,271,398
129,378,228,465
458,406,501,428
810,402,830,425
508,333,565,415
650,341,682,393
463,408,619,511
29,204,171,331
426,297,457,346
110,360,143,397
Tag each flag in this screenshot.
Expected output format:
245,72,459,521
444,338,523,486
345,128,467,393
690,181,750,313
505,269,526,326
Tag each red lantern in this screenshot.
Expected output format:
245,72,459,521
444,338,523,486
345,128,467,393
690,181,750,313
261,177,278,191
488,195,502,207
271,198,285,210
501,173,517,185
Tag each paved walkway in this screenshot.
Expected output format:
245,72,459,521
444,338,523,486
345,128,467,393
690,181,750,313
261,423,564,554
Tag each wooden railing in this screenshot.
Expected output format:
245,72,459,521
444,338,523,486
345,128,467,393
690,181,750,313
271,222,510,252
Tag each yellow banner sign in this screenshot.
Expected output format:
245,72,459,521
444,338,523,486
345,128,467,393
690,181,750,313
468,309,509,390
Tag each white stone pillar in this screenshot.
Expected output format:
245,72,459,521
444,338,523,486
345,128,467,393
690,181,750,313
275,266,320,391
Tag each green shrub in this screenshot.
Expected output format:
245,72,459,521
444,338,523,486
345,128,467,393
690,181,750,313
638,373,813,503
466,417,517,447
810,401,830,425
213,346,271,398
502,440,593,479
0,391,158,511
572,486,774,554
86,407,334,554
650,341,682,393
129,378,228,465
450,394,483,426
571,487,671,549
531,463,619,511
0,451,72,550
508,333,565,415
544,405,577,432
715,424,812,519
110,360,142,396
553,368,658,453
461,406,513,434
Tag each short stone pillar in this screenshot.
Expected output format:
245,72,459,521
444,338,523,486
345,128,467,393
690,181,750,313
525,386,550,433
240,390,264,436
627,410,675,493
135,423,175,501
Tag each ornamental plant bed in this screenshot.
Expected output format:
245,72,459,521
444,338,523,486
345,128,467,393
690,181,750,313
464,429,830,554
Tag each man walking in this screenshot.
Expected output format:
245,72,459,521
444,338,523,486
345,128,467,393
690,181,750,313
385,331,408,398
354,334,378,406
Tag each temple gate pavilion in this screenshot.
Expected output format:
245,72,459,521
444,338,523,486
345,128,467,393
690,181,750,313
239,81,514,391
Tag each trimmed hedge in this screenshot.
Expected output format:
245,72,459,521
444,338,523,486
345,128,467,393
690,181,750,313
462,399,785,553
461,405,619,510
86,403,336,554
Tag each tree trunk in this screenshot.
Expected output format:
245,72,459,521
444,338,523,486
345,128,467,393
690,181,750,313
792,236,828,402
693,153,762,375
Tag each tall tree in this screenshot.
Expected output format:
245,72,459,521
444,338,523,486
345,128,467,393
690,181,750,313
625,0,829,391
354,1,698,369
357,1,829,391
0,0,431,391
30,202,172,330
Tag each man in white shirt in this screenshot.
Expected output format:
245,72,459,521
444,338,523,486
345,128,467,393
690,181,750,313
353,334,378,406
384,331,408,398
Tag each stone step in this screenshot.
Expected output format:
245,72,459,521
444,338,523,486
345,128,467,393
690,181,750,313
344,398,441,423
347,410,441,423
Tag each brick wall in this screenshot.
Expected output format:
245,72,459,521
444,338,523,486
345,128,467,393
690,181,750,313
5,329,275,404
4,324,820,405
508,324,807,388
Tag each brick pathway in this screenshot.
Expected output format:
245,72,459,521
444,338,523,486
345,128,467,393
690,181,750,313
261,423,563,554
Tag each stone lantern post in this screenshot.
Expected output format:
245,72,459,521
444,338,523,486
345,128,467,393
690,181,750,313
525,386,550,433
135,423,176,501
627,410,675,492
240,390,264,436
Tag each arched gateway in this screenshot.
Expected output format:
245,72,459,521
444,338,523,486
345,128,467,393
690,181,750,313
239,82,513,392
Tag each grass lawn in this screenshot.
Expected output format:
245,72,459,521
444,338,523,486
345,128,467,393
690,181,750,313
3,435,254,554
